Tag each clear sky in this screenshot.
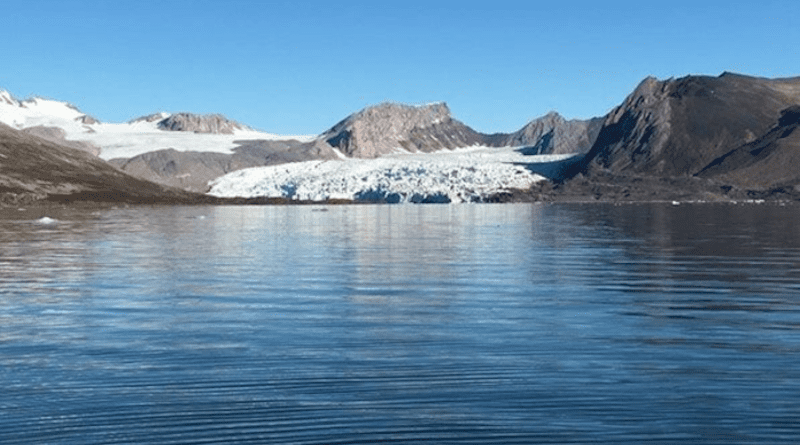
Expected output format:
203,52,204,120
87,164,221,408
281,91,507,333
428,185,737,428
1,0,798,135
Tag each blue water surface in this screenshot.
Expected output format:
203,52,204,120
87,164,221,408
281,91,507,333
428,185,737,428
1,203,799,444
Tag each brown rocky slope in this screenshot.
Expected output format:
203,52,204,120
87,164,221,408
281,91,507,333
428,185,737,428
0,122,212,205
575,72,800,179
544,72,800,201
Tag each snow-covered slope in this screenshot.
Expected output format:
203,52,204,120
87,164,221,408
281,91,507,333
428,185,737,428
0,92,93,130
208,146,574,203
75,119,312,160
0,89,314,160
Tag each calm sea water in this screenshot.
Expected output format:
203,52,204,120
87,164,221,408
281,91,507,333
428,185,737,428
1,203,799,444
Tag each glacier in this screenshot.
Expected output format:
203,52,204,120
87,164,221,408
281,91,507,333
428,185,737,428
208,146,575,203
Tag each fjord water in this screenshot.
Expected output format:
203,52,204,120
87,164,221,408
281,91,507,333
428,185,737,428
2,203,799,444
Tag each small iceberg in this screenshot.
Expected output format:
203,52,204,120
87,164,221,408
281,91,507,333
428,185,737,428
34,216,58,225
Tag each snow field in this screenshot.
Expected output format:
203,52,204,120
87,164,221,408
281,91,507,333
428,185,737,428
0,92,314,160
208,146,573,203
74,123,312,160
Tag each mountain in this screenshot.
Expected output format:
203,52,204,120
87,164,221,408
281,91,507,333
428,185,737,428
111,103,599,193
318,102,485,158
0,90,101,129
114,103,605,193
486,112,603,155
0,90,312,161
0,90,102,155
0,122,207,205
577,73,800,178
205,102,603,202
1,87,605,194
536,72,800,202
317,103,602,159
155,112,251,134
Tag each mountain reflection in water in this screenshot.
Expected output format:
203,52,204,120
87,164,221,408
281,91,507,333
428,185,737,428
1,203,799,444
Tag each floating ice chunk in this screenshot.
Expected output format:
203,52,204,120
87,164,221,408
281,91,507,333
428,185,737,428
34,216,58,224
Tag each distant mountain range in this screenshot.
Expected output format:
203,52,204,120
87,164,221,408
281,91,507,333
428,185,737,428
1,71,799,204
106,102,601,193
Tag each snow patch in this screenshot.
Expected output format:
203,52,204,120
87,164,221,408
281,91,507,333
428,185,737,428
209,146,574,203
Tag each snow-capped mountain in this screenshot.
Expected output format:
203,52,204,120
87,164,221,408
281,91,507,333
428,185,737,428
0,89,314,160
0,91,98,133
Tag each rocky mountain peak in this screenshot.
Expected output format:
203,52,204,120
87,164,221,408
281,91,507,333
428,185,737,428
619,76,671,112
328,102,453,136
517,111,566,132
353,102,451,126
0,90,20,107
321,102,484,158
578,72,800,179
156,113,249,134
488,111,603,155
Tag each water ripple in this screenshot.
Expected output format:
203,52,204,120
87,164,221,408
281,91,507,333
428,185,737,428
1,204,800,443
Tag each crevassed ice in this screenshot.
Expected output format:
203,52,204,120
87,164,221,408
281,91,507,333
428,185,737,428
208,146,572,203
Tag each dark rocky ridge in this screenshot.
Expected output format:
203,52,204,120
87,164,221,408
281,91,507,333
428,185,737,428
535,73,800,202
576,73,800,178
108,139,333,193
486,112,604,155
21,126,101,156
0,122,211,205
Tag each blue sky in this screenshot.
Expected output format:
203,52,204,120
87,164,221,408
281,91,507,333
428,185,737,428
1,0,798,134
